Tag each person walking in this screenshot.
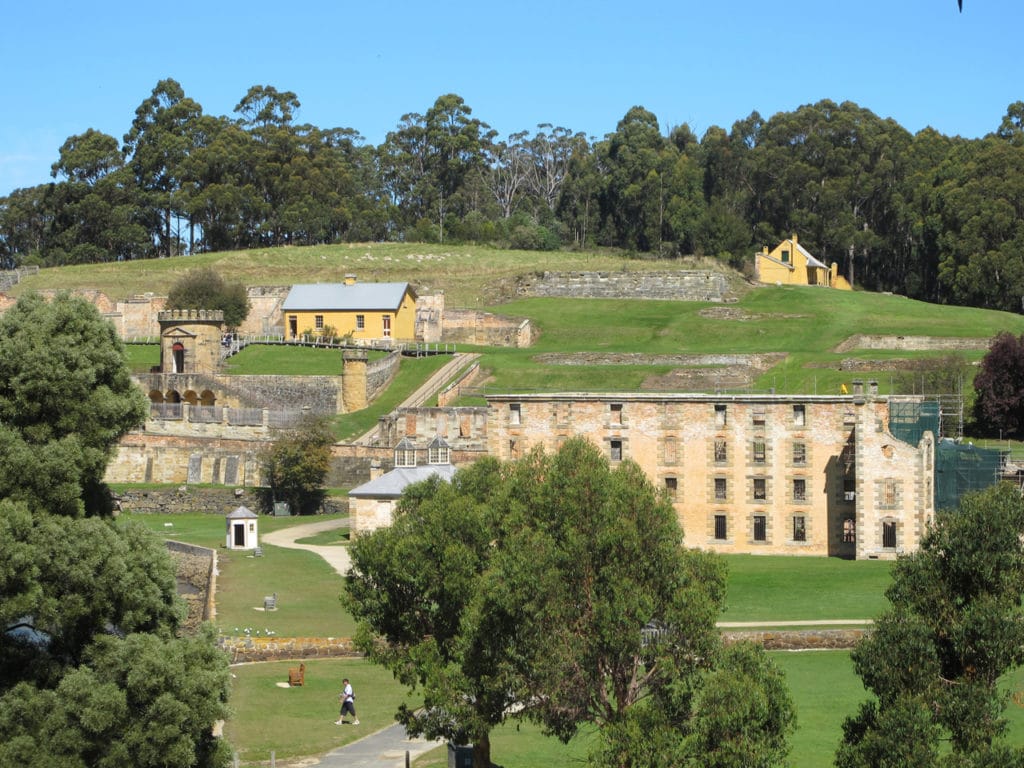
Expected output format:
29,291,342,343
335,678,359,725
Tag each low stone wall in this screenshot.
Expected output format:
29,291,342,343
834,334,991,353
516,270,732,302
220,636,360,663
218,628,865,664
441,308,532,347
722,628,866,650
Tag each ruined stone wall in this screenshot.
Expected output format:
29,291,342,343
107,433,267,486
484,393,928,559
516,270,731,302
136,372,345,413
415,293,445,343
440,308,533,347
373,406,491,450
239,286,289,335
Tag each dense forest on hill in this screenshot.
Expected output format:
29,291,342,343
2,79,1024,313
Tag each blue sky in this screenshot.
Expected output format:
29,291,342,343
1,0,1019,195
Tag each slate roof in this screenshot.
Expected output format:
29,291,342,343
348,464,457,499
226,505,259,519
283,282,414,312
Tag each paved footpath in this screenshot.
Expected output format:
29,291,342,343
259,518,444,767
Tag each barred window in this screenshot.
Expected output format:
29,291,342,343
753,515,767,542
714,514,727,540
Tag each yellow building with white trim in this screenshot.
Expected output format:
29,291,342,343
755,234,852,290
282,276,418,342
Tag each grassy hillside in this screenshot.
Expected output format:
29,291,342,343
7,243,722,309
15,243,1024,397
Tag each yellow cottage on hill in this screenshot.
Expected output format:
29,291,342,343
282,276,418,342
755,234,852,290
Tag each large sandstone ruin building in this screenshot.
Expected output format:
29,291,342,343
482,387,933,560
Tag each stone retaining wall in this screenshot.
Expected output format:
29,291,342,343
834,334,991,353
220,636,360,663
516,270,732,302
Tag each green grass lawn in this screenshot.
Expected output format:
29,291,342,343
123,343,160,373
225,657,420,764
721,555,895,623
124,512,355,637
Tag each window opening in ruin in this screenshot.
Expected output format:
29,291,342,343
753,440,766,464
883,479,897,507
793,478,807,502
715,404,727,427
714,477,727,500
793,442,806,465
793,404,806,426
882,520,897,549
753,515,767,542
752,408,766,427
714,439,727,463
753,478,766,500
509,403,521,425
793,515,806,541
714,514,727,540
842,517,856,543
664,477,678,499
610,403,623,424
610,439,623,461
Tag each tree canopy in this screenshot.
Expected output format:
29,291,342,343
837,483,1024,768
345,437,794,768
166,266,251,329
973,331,1024,437
0,294,231,767
4,83,1024,315
0,292,148,517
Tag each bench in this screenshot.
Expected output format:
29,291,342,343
288,662,305,687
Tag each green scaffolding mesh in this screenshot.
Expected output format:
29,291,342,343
887,400,1003,512
934,440,1005,513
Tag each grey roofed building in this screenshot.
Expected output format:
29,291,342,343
282,282,414,312
348,463,457,500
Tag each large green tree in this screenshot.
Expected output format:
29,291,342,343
260,415,334,515
166,267,250,329
0,293,148,517
346,438,794,768
837,483,1024,768
0,294,230,767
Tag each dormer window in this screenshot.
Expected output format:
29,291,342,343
394,438,417,467
427,436,451,465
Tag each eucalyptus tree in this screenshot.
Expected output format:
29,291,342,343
379,94,494,241
48,129,149,263
346,438,794,768
123,78,204,256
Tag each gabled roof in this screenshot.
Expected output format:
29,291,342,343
793,240,828,270
348,464,457,499
283,282,415,312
